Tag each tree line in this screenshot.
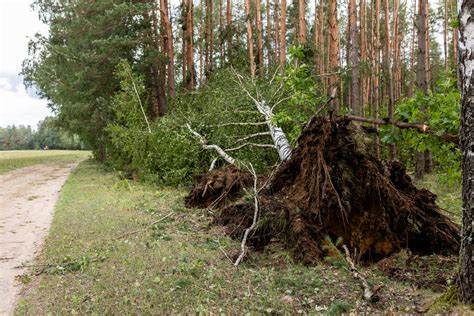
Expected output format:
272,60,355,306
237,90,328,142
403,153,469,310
0,117,85,151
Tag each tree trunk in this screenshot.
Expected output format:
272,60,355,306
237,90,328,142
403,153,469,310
383,0,396,159
328,0,340,111
444,0,448,72
360,0,368,108
160,0,175,97
457,0,474,304
318,0,325,92
245,0,256,78
200,0,204,83
280,0,287,71
256,0,264,77
274,0,280,64
219,0,224,67
425,2,432,91
373,0,381,158
266,0,272,66
298,0,306,45
408,0,417,97
182,0,187,85
415,0,428,179
226,0,232,61
349,0,360,115
209,0,214,74
186,0,194,90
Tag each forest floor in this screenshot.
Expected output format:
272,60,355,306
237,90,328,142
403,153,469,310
0,157,85,315
14,160,472,314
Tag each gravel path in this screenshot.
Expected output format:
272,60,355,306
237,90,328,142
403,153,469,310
0,160,82,315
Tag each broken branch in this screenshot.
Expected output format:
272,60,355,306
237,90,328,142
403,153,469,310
338,115,459,145
234,163,259,266
186,124,236,165
343,245,379,303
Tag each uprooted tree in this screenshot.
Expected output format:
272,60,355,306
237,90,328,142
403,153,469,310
185,97,460,264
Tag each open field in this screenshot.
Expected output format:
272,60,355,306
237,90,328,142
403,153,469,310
15,160,470,314
0,150,90,174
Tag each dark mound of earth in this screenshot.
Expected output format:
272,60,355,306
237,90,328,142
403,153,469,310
185,116,460,264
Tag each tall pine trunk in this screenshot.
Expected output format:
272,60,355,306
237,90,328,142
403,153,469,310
298,0,306,45
280,0,287,72
245,0,256,78
328,0,340,110
415,0,428,179
349,0,360,115
256,0,264,77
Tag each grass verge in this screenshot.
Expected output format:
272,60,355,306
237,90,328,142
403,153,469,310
0,150,90,174
16,160,469,314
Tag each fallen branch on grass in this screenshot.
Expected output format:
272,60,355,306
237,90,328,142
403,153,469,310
343,245,380,303
117,212,174,239
234,163,258,267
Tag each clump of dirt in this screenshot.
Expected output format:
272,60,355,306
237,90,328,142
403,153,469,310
378,250,457,292
184,166,252,209
186,116,460,264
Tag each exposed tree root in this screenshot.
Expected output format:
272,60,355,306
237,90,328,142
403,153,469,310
186,116,460,264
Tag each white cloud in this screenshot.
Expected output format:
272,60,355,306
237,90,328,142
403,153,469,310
0,83,51,128
0,0,50,128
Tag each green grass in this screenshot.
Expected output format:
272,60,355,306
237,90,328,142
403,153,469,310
0,150,90,174
416,173,462,225
15,161,469,314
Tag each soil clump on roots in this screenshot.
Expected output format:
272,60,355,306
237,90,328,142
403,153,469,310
185,116,460,264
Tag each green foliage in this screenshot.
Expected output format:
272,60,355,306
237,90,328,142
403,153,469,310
106,61,203,186
23,0,161,158
273,46,327,144
380,77,461,184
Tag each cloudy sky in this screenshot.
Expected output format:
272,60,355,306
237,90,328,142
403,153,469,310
0,0,50,128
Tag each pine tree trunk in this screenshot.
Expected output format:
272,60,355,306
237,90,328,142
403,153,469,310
256,0,264,77
457,0,474,304
280,0,287,72
349,0,360,115
209,0,214,73
219,0,224,67
226,0,232,61
425,2,431,91
266,0,272,66
383,0,396,159
245,0,256,78
443,0,448,72
186,0,194,89
360,0,368,108
318,0,325,92
160,0,175,97
408,0,417,97
298,0,306,45
373,0,381,158
200,0,204,83
415,0,428,179
328,0,340,110
182,0,187,84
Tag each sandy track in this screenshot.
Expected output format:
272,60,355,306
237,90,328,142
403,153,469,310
0,160,82,315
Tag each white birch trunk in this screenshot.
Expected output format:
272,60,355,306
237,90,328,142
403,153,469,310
457,0,474,303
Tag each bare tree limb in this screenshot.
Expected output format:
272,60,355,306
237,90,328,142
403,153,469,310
234,163,259,266
235,132,272,143
214,122,268,127
186,124,236,165
226,143,276,152
343,245,380,302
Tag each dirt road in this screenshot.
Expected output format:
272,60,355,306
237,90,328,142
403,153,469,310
0,160,82,315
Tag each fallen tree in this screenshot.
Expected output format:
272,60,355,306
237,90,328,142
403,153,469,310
186,115,460,264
